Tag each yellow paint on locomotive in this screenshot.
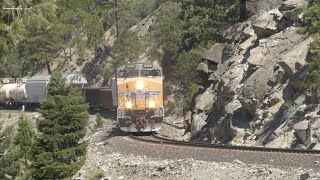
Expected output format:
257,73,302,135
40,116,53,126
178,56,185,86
116,63,164,132
117,77,163,110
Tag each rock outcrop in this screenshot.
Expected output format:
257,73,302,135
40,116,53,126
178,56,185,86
190,0,320,148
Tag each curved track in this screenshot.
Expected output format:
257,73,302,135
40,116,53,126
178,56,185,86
128,133,320,155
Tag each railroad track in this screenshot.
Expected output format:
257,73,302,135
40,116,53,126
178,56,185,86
128,133,320,154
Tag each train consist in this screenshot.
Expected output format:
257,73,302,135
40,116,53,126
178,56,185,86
0,62,164,132
116,63,164,132
0,74,87,108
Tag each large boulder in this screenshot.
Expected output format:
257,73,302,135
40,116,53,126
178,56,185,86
293,120,311,146
247,28,305,66
201,43,225,67
194,88,215,112
278,38,312,76
247,0,283,14
209,117,236,143
222,22,247,43
196,62,209,79
191,113,208,135
220,57,247,98
191,86,216,134
252,9,283,38
278,0,309,24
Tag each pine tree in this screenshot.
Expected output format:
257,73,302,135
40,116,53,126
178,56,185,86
0,124,20,179
31,73,89,179
14,114,35,163
300,1,320,103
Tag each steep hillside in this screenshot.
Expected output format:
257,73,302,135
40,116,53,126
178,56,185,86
189,0,320,150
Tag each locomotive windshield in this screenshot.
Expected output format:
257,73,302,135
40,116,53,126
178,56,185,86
118,69,139,78
140,70,161,77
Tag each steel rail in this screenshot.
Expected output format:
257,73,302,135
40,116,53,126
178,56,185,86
127,133,320,154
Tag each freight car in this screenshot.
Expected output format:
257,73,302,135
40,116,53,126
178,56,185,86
0,74,88,108
80,87,117,111
116,62,164,132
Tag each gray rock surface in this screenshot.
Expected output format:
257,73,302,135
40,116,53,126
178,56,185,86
252,9,283,38
189,1,319,148
279,0,309,25
293,120,311,146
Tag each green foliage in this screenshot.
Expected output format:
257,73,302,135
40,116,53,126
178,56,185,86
94,114,103,129
180,0,240,50
14,114,35,162
31,73,89,179
103,68,114,82
0,125,20,179
152,1,183,60
93,0,158,38
47,72,72,96
113,30,141,63
173,48,203,110
300,1,320,104
0,0,104,77
181,83,199,110
165,101,177,116
174,48,203,88
87,169,105,180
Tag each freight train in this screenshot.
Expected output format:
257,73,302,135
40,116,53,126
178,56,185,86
0,62,164,132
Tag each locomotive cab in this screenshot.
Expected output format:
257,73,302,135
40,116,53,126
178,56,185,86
116,62,164,132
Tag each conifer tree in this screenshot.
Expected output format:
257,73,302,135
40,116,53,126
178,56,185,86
0,124,20,179
31,73,89,179
14,114,35,163
300,1,320,103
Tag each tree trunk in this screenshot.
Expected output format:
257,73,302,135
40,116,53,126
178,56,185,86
69,47,72,61
46,61,51,75
63,48,67,60
115,0,120,38
240,0,247,21
311,88,318,104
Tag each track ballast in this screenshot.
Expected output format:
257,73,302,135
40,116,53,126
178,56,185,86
128,133,320,155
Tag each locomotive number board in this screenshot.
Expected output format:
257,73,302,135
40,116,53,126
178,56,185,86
143,64,153,68
126,64,136,69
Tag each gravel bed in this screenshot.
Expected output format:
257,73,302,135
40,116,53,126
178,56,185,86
74,115,320,180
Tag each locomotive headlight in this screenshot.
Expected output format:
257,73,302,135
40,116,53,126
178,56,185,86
136,80,144,89
148,101,156,108
125,101,133,109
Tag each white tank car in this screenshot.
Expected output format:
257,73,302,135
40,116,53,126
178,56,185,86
0,84,18,101
9,83,27,102
0,84,5,101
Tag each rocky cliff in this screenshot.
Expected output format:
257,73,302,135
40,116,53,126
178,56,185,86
189,0,320,149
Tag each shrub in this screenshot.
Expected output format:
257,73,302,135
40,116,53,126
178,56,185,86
94,113,103,129
87,169,105,180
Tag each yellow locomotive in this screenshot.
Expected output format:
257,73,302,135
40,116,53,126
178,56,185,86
116,62,164,132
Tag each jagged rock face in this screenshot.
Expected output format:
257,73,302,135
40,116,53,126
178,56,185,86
247,0,283,14
190,0,319,147
252,9,284,38
279,0,309,25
